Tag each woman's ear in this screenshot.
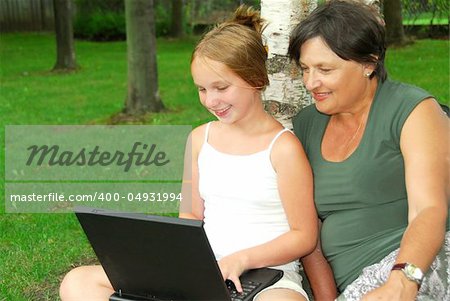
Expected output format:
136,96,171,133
363,62,377,77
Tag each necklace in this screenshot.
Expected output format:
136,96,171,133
340,111,367,153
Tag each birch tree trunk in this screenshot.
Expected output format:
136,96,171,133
260,0,317,128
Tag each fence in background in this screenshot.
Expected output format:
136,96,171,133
0,0,55,32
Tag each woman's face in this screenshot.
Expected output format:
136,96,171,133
191,56,261,124
299,37,375,115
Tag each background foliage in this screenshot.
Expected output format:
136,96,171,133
73,0,258,40
72,0,448,41
401,0,449,37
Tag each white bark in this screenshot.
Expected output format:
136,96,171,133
261,0,317,128
364,0,380,7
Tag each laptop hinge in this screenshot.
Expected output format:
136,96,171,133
109,291,173,301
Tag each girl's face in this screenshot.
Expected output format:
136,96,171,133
191,56,261,124
299,37,375,115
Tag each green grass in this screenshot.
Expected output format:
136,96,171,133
385,39,450,105
0,33,449,300
0,33,211,126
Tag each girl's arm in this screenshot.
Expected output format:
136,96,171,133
219,131,319,291
179,126,205,220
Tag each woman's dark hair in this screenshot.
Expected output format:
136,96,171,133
288,0,387,81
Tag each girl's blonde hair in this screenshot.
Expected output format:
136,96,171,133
192,5,269,90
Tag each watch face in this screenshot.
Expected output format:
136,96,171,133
405,263,424,280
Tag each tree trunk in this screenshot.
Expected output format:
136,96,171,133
170,0,184,38
124,0,164,115
383,0,408,45
52,0,76,71
261,0,316,128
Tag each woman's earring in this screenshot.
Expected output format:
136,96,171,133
364,72,372,78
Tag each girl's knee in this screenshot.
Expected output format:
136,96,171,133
60,265,107,300
255,288,308,301
60,266,81,300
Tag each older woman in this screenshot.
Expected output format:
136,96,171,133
288,1,449,300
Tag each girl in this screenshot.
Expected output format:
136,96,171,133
60,6,317,301
179,5,317,301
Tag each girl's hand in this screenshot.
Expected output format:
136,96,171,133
218,252,248,293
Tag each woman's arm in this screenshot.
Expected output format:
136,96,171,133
179,126,205,220
363,98,449,301
218,132,319,291
301,221,338,301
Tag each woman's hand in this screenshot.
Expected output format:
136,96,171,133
361,272,418,301
218,252,248,293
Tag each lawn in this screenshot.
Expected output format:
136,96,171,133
0,33,449,300
385,39,450,105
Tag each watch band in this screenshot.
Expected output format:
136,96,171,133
392,263,407,270
392,262,423,288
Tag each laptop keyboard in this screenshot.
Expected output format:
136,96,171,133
226,279,262,301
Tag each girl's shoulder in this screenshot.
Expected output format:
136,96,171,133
190,122,214,155
269,128,309,174
271,128,303,154
191,123,208,140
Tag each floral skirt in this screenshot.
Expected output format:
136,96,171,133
336,231,450,301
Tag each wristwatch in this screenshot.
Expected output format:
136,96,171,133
391,262,424,287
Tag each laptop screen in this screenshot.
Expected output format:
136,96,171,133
75,207,231,300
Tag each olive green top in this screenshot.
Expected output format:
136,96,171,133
293,78,448,291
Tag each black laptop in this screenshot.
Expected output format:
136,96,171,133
74,207,283,301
